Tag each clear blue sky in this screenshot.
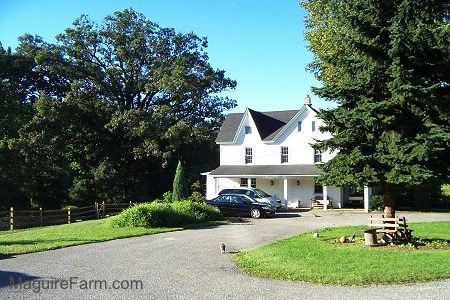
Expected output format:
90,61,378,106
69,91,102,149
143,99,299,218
0,0,332,113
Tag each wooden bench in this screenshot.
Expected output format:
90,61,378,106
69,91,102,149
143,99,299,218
368,215,413,242
310,196,332,209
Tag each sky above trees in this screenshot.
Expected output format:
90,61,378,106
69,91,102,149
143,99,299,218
0,0,334,113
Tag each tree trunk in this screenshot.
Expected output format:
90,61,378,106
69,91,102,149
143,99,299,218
383,183,396,218
413,183,432,211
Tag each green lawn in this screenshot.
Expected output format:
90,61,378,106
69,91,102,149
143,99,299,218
0,218,182,255
233,221,450,286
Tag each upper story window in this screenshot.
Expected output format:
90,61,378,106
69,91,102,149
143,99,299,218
245,126,252,134
312,120,316,132
281,146,289,163
245,147,253,164
240,178,256,188
297,121,302,132
314,149,322,163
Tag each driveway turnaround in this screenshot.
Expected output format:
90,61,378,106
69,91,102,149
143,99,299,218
1,211,449,300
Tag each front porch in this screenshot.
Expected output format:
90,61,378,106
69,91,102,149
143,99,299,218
203,164,371,212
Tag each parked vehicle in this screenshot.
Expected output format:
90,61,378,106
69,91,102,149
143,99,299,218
218,187,283,210
204,194,275,218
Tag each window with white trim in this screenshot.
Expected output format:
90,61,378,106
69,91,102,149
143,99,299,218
240,178,256,188
245,126,252,134
297,121,302,132
312,120,316,132
281,146,289,163
245,147,253,164
314,149,322,163
314,183,323,194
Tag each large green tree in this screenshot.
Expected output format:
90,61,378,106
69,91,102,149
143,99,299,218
302,0,450,217
0,42,66,209
0,45,33,209
5,8,236,208
19,8,236,162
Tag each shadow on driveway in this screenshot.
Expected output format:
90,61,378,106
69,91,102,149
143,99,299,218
271,212,302,218
0,270,40,288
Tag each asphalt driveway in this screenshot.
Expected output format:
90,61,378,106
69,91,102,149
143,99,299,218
0,210,449,299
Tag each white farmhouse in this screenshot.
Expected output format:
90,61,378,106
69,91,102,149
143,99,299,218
203,96,371,211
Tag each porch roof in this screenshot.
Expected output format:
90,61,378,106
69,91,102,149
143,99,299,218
208,164,319,177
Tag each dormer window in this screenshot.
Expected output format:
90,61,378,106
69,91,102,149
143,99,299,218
245,126,252,134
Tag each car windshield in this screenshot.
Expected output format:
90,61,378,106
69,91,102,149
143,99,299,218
254,188,270,197
245,197,257,203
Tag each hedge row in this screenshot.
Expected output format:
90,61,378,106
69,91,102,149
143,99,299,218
109,200,224,228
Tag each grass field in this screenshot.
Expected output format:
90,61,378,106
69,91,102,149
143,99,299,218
233,221,450,286
0,218,182,255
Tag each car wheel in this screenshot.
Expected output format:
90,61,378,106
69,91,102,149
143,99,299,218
250,208,261,219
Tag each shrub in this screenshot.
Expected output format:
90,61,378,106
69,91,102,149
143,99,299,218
187,191,204,203
162,191,173,203
109,200,223,228
369,194,384,211
109,202,174,228
172,200,223,224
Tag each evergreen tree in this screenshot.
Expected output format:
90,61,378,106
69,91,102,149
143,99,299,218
302,0,450,217
172,160,189,201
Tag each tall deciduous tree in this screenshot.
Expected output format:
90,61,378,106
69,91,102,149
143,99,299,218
7,8,236,208
21,8,236,162
302,0,450,217
0,45,33,209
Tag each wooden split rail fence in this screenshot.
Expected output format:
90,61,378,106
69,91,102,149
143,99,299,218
0,201,133,231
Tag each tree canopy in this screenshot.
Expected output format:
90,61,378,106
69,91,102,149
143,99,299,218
302,0,450,217
0,9,236,209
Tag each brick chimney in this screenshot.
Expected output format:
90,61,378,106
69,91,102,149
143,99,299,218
304,95,311,105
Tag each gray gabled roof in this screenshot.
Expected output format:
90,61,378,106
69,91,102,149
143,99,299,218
215,109,299,143
215,113,243,143
208,164,319,177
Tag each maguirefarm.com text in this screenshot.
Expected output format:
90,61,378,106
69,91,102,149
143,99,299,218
9,276,143,293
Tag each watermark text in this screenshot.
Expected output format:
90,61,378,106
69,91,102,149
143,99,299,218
9,276,143,293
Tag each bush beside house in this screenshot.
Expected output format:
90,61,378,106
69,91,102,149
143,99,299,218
109,201,224,228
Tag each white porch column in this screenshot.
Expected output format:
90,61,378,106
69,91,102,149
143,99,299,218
214,177,218,198
364,186,371,213
323,185,328,212
283,178,288,208
247,177,251,188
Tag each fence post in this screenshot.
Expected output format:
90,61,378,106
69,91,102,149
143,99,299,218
102,201,105,218
68,207,71,224
95,202,99,219
9,207,13,230
40,207,43,227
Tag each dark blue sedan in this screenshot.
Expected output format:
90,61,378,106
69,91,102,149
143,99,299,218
204,194,275,218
